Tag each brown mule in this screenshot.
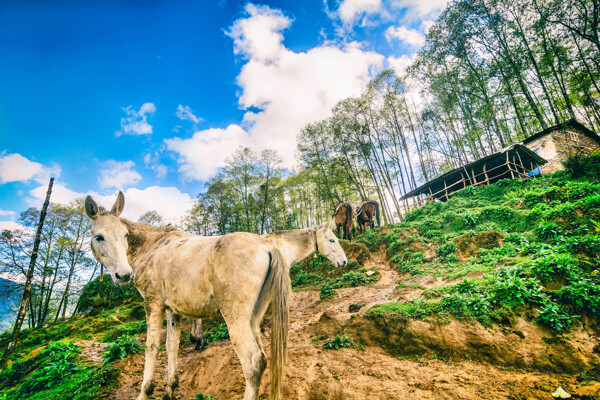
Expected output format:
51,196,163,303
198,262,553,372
356,200,380,234
333,203,354,240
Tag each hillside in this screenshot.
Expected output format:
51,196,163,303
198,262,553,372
1,158,600,399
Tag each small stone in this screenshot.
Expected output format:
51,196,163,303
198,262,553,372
592,270,599,276
366,270,376,277
349,302,366,312
552,387,571,398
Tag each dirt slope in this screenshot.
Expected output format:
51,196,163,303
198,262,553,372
91,254,600,400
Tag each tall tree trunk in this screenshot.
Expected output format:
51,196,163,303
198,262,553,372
2,178,53,366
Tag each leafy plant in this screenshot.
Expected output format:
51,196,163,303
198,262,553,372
323,335,354,350
536,222,563,240
103,335,143,365
204,323,230,343
320,283,336,300
436,242,457,258
537,304,575,332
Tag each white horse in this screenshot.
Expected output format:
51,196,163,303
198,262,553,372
84,192,347,400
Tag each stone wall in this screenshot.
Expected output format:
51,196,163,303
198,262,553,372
524,127,600,173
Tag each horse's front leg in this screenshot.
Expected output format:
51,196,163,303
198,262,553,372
161,310,182,400
137,302,165,400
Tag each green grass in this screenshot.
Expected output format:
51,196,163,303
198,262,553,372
367,155,600,332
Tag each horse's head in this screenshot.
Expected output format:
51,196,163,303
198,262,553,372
315,219,348,268
84,191,134,286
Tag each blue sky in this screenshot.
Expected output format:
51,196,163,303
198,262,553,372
0,0,447,226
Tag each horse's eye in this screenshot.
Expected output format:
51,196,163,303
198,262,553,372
95,235,105,242
329,239,335,243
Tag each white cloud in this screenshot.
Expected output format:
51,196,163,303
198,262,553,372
387,54,416,76
165,124,252,181
0,153,61,184
143,153,168,180
338,0,382,25
0,209,15,217
165,4,382,181
115,103,156,136
176,105,203,125
385,25,425,47
98,160,142,189
390,0,449,20
0,221,31,233
29,184,194,224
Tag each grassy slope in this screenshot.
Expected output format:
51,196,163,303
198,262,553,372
364,170,600,333
1,159,599,399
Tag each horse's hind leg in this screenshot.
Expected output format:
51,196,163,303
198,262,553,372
228,320,267,400
161,310,181,400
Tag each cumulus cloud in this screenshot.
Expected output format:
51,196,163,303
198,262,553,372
0,209,15,217
332,0,448,27
0,221,30,233
98,160,142,189
385,26,425,47
176,105,203,125
387,54,416,76
0,153,61,184
115,103,156,136
338,0,382,25
165,4,383,180
390,0,449,20
143,153,168,180
28,183,194,224
165,124,252,181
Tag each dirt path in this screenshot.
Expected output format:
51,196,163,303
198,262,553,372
95,252,600,399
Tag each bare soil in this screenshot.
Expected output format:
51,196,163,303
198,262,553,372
90,251,600,399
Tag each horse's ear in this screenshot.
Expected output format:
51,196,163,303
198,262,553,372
322,218,335,232
111,191,125,217
85,196,99,220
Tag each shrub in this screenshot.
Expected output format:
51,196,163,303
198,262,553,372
77,276,141,314
536,222,563,240
557,279,600,318
319,283,336,300
323,335,354,349
436,242,457,258
103,335,143,365
537,304,575,332
204,323,229,343
563,152,600,180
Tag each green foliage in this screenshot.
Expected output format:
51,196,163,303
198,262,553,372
319,283,336,300
563,153,600,180
0,341,118,400
536,304,575,332
536,222,563,240
557,279,600,318
323,335,354,350
102,335,143,365
436,242,456,258
204,323,230,343
77,275,141,314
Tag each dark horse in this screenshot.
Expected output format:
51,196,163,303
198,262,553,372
333,203,354,240
356,200,380,234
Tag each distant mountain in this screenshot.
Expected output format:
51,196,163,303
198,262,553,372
0,278,20,333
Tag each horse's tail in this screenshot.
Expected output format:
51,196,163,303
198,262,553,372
264,248,290,400
345,203,353,229
374,201,380,227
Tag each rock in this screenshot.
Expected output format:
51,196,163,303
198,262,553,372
552,387,571,398
592,270,599,276
349,302,366,313
366,270,376,277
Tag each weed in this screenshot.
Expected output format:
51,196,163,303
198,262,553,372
103,335,143,365
323,335,354,350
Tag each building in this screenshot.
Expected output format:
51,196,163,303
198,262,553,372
522,119,600,174
400,143,547,205
400,120,599,206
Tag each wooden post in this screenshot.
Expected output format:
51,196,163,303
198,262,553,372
443,180,448,200
2,178,54,367
100,264,104,282
483,163,489,185
471,168,477,186
507,152,515,179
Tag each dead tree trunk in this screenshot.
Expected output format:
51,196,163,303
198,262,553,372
1,178,54,366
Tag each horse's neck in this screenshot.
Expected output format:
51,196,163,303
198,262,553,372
123,220,167,271
274,228,316,266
